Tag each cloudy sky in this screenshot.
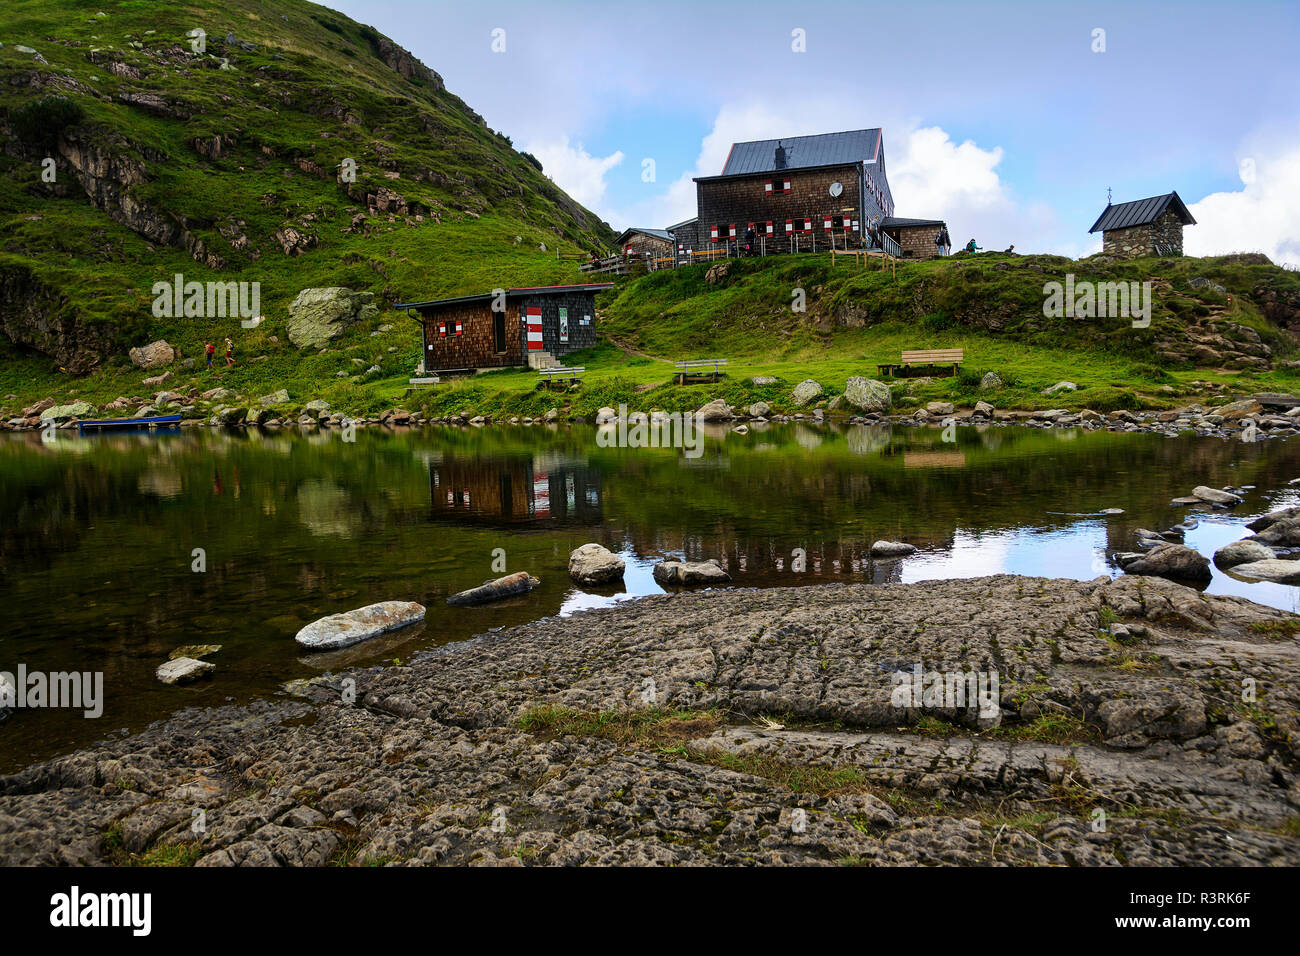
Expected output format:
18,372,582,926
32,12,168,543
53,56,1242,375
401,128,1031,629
327,0,1300,264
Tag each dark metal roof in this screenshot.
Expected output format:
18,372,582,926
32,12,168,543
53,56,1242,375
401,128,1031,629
719,128,881,176
694,160,864,184
1088,191,1196,233
882,217,946,228
614,227,672,244
665,217,697,232
392,283,614,311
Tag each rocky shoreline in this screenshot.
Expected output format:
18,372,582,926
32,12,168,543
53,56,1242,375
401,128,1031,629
7,396,1298,442
2,574,1297,866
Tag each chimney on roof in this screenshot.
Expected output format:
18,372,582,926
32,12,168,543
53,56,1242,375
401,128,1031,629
774,141,787,170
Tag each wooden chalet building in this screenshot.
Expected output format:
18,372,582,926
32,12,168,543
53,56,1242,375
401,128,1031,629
614,227,673,260
394,283,612,373
668,128,947,259
1088,191,1196,258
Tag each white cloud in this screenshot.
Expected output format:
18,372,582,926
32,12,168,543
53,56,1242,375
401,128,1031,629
1185,145,1300,268
521,136,624,211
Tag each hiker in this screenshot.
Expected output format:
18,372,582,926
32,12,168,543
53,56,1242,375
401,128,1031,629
1005,244,1016,254
965,238,982,253
205,341,215,369
744,226,756,256
936,226,951,255
224,337,234,367
866,218,880,250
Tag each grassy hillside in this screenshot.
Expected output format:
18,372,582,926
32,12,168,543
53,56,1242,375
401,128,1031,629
0,0,614,381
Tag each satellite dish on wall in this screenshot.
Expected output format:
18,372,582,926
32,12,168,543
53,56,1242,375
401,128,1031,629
829,182,843,197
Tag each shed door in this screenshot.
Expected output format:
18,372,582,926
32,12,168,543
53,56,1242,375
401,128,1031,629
526,306,543,351
558,307,568,343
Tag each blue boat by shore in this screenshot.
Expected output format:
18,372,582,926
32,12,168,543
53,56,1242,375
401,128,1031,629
77,414,182,434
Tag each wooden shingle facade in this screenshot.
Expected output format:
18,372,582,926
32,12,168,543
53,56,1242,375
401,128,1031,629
394,284,612,373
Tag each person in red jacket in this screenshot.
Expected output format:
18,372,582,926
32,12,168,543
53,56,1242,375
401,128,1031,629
205,342,215,369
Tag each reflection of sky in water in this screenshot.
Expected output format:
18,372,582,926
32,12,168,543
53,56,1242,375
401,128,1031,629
904,491,1300,615
559,549,666,616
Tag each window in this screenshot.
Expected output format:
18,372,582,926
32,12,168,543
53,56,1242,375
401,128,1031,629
747,221,774,236
764,179,791,195
786,217,813,235
824,215,850,231
709,224,736,243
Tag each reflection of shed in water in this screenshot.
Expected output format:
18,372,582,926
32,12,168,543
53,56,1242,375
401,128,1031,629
428,455,602,524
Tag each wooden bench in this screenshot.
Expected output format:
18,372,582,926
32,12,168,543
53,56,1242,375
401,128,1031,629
404,376,440,395
675,358,728,384
538,366,586,388
877,348,964,378
1255,393,1300,408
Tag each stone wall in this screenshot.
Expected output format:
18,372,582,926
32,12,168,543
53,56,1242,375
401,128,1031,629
889,224,947,259
1102,210,1185,257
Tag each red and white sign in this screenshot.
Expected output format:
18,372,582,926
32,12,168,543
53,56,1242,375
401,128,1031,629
526,306,543,351
532,472,550,517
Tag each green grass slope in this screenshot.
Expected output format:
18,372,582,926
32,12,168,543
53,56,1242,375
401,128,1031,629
0,0,615,382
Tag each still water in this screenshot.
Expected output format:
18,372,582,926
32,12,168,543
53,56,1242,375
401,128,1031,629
2,420,1299,770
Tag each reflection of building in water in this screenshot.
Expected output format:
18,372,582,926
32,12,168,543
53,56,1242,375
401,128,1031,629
428,454,602,525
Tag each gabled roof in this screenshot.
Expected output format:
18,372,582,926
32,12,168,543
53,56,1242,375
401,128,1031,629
719,128,882,176
393,284,614,312
1088,191,1196,233
666,217,697,232
614,227,672,244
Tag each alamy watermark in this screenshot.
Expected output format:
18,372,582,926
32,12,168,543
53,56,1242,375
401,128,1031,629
151,273,261,327
1043,274,1151,328
890,664,1000,720
1,665,103,718
596,404,703,459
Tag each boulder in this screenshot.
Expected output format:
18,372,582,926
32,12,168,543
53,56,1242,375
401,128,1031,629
0,672,14,720
1229,559,1300,584
258,389,290,407
653,560,731,586
750,376,778,386
1213,539,1275,569
695,399,732,422
979,372,1003,390
286,288,379,349
925,401,954,416
447,572,539,606
843,377,891,413
1191,485,1243,506
295,600,426,650
216,406,248,426
142,371,172,387
304,399,331,415
156,657,215,685
973,401,995,417
22,398,55,418
748,401,771,418
1212,400,1263,422
791,380,824,407
1117,544,1211,582
871,540,917,558
1042,381,1077,395
568,544,626,586
40,401,96,422
595,406,618,425
129,340,176,370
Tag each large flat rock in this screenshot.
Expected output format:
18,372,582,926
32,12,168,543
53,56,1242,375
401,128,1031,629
295,601,425,650
3,575,1298,867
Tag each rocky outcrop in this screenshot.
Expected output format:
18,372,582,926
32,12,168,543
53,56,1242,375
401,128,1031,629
1213,539,1275,569
0,264,117,374
374,35,446,91
1,575,1296,867
286,288,380,349
295,601,426,650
